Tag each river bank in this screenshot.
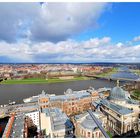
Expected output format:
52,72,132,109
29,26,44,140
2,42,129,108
95,67,118,77
130,89,140,101
130,69,140,76
0,77,91,85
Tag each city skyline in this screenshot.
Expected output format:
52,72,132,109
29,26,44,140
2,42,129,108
0,3,140,63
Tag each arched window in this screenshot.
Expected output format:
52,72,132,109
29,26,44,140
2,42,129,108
88,132,90,137
127,125,130,131
92,133,94,138
82,130,84,135
84,131,86,137
99,132,102,137
110,120,113,127
96,132,98,137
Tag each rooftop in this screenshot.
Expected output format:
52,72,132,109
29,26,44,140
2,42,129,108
10,113,25,138
42,108,73,131
92,99,102,107
16,104,39,113
101,99,133,115
75,111,104,131
127,99,140,105
28,96,39,103
81,115,98,131
39,89,93,102
109,86,126,101
97,87,111,93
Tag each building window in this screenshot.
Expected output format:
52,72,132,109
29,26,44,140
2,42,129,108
127,125,130,131
88,132,90,137
99,132,102,137
92,133,94,138
84,131,86,137
96,132,98,137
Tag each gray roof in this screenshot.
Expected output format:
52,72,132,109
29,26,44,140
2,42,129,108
17,104,39,113
29,96,38,102
97,87,111,93
10,113,25,138
43,108,73,131
81,115,98,131
92,99,102,107
49,90,91,102
75,112,88,120
75,111,102,131
101,99,133,115
109,86,126,101
127,99,140,105
29,88,95,103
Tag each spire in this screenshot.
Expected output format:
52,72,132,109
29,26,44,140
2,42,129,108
117,80,120,87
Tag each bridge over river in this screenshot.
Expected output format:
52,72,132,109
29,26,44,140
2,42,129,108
85,66,140,82
85,74,140,82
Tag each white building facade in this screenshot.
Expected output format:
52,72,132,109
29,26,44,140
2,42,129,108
25,110,40,132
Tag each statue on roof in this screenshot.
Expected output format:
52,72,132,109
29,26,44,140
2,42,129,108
117,80,120,87
41,90,46,95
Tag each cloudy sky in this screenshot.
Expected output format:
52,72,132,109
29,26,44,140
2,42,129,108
0,2,140,63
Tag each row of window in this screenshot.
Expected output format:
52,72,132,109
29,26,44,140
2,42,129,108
80,129,101,138
28,113,39,116
42,105,48,108
41,101,48,103
40,97,91,104
65,107,83,113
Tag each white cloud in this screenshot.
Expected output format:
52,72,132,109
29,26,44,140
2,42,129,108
133,36,140,42
0,37,140,63
0,41,33,62
0,3,139,63
31,3,108,42
0,3,108,43
116,42,123,47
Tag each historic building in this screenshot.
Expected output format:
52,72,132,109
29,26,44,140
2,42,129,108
92,80,140,136
108,81,140,114
73,111,107,138
100,99,138,135
38,88,99,116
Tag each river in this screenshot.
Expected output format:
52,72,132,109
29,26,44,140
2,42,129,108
111,66,140,80
0,79,120,105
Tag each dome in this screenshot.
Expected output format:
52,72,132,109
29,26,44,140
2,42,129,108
81,115,98,130
109,86,126,101
65,88,73,95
